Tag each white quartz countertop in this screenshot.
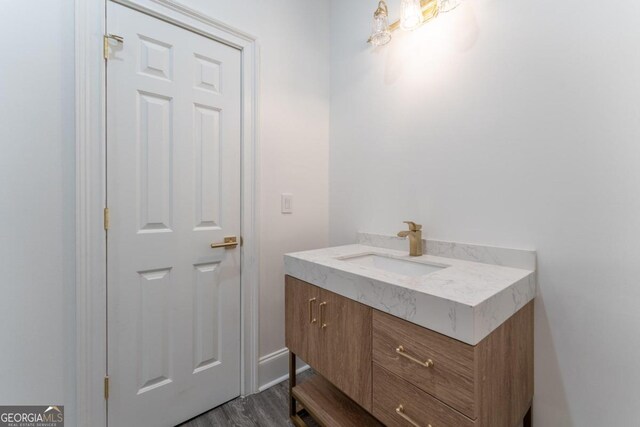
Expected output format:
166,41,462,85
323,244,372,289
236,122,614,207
284,244,536,345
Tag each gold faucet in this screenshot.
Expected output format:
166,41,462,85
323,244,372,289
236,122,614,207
397,221,423,256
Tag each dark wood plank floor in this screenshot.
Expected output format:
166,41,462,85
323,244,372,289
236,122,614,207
179,371,319,427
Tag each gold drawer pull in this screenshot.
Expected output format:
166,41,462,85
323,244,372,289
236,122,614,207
395,404,431,427
308,298,317,324
210,236,239,249
319,301,327,329
396,345,434,368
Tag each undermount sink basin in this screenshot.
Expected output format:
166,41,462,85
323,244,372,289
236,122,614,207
340,254,446,277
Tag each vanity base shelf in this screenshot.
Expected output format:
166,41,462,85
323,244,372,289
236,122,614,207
289,355,383,427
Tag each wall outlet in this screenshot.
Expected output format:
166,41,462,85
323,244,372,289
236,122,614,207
281,193,293,214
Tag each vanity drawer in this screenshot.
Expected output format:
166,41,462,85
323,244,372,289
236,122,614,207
372,310,476,419
373,364,475,427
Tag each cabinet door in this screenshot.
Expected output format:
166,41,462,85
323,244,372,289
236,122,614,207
316,288,372,411
285,276,321,368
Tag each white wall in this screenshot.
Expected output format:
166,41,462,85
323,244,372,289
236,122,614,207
0,0,76,423
330,0,640,425
136,0,332,386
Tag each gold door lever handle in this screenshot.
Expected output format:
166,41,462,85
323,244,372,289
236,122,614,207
210,236,239,249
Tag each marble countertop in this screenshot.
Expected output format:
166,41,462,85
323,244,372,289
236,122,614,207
284,243,536,345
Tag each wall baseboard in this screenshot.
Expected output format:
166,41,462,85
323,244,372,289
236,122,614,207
258,348,309,392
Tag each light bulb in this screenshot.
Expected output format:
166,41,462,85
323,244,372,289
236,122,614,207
369,1,392,46
400,0,423,31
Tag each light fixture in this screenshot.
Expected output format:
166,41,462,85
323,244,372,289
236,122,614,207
438,0,461,13
400,0,423,31
366,0,445,45
368,1,392,46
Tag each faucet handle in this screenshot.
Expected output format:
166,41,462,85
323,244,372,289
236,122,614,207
403,221,422,231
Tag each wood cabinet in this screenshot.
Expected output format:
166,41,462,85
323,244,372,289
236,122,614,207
285,276,372,411
286,275,534,427
285,277,321,368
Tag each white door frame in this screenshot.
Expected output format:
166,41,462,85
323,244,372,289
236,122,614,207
75,1,260,425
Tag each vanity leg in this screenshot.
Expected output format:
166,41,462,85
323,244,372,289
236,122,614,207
289,351,297,418
289,352,307,427
523,405,532,427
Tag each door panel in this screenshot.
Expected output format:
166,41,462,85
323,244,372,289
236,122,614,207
137,267,173,394
193,262,222,372
107,3,242,426
193,105,221,230
138,92,173,232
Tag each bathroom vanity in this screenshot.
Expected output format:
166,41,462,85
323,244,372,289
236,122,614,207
285,234,536,427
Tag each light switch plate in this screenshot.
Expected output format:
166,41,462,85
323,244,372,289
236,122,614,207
281,193,293,214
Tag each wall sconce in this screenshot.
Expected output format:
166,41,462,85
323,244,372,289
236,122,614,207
368,0,454,45
369,1,392,46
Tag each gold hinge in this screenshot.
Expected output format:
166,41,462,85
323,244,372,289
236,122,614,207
103,34,124,60
104,208,110,230
104,376,110,400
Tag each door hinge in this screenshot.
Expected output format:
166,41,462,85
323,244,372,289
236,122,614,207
103,34,124,60
104,376,110,400
104,208,110,230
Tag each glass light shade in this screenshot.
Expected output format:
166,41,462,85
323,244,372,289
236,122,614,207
369,1,392,46
438,0,461,12
400,0,424,31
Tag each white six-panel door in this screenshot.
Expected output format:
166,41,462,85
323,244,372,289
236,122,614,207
106,3,242,425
